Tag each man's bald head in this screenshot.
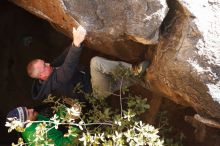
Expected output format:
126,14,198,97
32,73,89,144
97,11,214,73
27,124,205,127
27,59,52,80
27,59,42,78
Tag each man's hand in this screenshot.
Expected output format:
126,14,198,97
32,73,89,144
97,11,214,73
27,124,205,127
72,25,87,47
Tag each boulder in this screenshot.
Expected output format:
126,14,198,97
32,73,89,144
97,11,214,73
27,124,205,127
10,0,168,62
147,0,220,120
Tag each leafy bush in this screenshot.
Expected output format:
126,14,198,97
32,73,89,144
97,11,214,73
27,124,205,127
6,64,164,146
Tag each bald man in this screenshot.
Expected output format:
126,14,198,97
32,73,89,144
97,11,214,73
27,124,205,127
27,26,91,101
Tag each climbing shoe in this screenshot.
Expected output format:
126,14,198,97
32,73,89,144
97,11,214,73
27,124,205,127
132,60,150,76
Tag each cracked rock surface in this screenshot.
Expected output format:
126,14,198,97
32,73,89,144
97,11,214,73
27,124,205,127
147,0,220,120
10,0,168,62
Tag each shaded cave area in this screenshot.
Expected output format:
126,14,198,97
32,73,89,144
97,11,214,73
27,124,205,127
0,1,220,146
0,1,72,144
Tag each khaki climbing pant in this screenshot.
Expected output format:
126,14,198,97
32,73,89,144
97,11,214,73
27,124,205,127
90,56,133,98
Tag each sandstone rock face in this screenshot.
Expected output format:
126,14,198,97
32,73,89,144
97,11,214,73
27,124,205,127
147,0,220,120
10,0,220,121
10,0,168,62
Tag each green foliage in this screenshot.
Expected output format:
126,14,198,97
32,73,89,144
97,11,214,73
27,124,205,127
6,64,165,146
127,94,150,115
